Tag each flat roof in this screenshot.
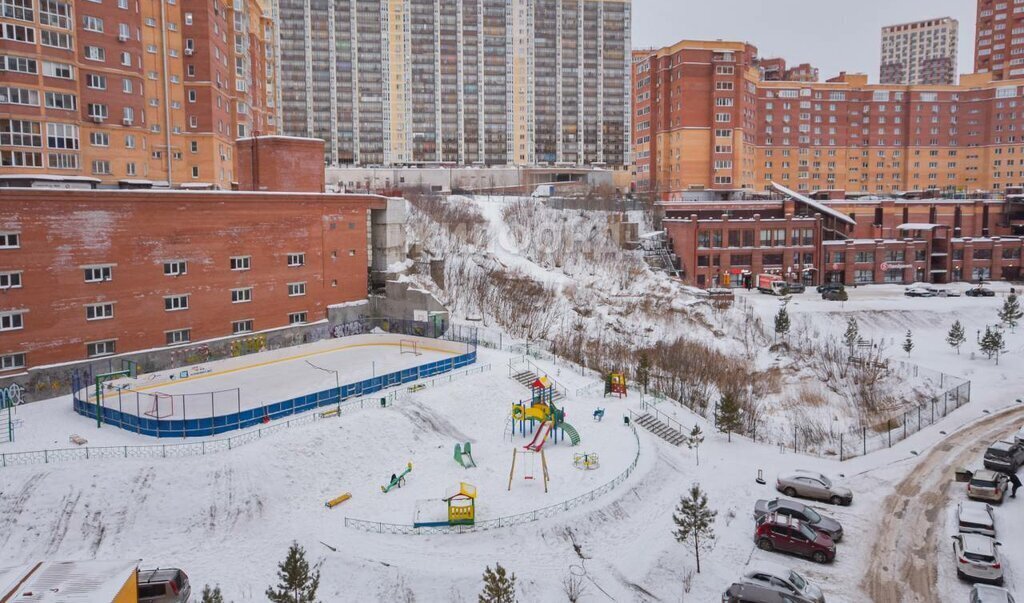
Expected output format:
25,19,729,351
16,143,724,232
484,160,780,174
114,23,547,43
0,187,387,208
898,223,945,230
0,560,140,602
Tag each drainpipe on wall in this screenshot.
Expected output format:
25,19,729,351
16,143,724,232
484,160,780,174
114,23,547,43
159,0,173,185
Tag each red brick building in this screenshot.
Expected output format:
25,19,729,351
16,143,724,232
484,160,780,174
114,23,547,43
661,184,1024,288
975,0,1024,81
633,39,1024,200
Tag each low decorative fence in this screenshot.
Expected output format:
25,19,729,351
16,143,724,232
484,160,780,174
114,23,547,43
1,364,492,468
72,318,478,438
343,426,641,535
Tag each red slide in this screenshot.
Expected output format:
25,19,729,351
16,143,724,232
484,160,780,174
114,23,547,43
524,420,553,452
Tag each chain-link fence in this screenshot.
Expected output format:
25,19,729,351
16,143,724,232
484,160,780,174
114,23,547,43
344,426,641,535
2,364,492,468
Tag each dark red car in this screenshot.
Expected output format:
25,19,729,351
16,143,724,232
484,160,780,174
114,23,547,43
755,513,836,563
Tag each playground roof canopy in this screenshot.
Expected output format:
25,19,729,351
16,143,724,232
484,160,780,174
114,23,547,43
445,482,477,501
532,376,552,389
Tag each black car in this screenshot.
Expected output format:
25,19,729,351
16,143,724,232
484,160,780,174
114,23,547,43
754,498,844,542
983,440,1024,473
821,289,848,301
966,287,996,297
816,282,845,294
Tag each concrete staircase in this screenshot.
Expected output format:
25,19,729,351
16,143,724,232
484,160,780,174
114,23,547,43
634,413,686,446
511,370,565,401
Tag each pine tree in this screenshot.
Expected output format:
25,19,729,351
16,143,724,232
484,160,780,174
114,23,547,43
478,563,517,603
672,484,717,574
980,327,1007,364
901,330,914,357
686,424,705,465
842,317,860,350
946,320,966,355
266,542,320,603
636,352,651,394
201,585,225,603
774,306,791,341
716,391,743,442
998,294,1023,332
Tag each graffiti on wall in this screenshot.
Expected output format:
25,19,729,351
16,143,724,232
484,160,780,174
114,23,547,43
230,335,267,357
0,383,25,407
331,321,370,338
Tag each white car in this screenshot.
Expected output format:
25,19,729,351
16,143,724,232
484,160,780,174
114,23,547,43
958,501,996,537
740,563,825,603
971,584,1016,603
953,533,1004,585
1014,425,1024,447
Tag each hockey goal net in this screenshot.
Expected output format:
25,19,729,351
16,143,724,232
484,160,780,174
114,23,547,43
399,339,422,356
143,392,174,419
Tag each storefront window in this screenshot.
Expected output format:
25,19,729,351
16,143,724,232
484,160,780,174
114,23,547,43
855,251,875,263
854,269,874,284
883,269,903,283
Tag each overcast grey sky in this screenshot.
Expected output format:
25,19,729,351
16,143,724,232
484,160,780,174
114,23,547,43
631,0,977,83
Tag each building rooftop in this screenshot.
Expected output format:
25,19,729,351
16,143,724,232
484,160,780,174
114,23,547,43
0,560,140,602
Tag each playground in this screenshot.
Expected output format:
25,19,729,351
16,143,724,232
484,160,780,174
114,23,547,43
75,333,468,427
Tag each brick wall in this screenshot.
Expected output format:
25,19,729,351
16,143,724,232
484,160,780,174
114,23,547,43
0,189,385,373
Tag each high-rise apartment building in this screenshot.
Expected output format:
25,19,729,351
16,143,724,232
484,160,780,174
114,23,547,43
273,0,631,168
880,17,958,85
633,39,1024,200
975,0,1024,81
0,0,277,188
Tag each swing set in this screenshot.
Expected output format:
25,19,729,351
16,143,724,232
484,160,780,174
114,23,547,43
507,447,549,493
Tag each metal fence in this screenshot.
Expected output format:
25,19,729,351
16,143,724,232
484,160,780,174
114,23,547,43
0,364,492,468
344,426,641,535
71,318,479,438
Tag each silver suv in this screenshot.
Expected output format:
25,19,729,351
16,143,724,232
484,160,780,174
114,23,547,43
138,568,191,603
723,582,817,603
776,470,853,506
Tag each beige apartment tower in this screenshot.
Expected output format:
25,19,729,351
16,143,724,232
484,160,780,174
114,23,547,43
274,0,632,167
880,17,959,85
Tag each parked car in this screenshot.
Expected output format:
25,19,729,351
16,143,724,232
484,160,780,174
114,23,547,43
905,282,937,291
1015,425,1024,446
722,581,818,603
971,584,1016,603
776,470,853,506
754,514,836,564
905,287,938,297
740,563,825,603
967,470,1010,504
983,440,1024,473
138,568,191,603
754,498,843,542
937,288,962,297
821,288,848,301
958,501,997,537
786,282,807,294
966,287,996,297
953,533,1004,586
817,282,845,293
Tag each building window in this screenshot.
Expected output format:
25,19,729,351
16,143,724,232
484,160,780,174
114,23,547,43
0,352,25,370
229,256,250,271
91,160,111,174
287,282,306,297
165,329,191,345
231,287,252,303
87,103,109,120
0,271,21,289
163,294,189,311
82,15,104,32
287,253,305,267
232,319,253,334
0,22,35,44
42,61,73,79
854,269,874,284
84,265,113,282
86,73,107,89
0,232,21,248
0,119,42,147
0,55,37,74
87,340,116,357
288,311,307,325
86,302,114,320
0,310,24,331
2,0,34,22
191,166,199,178
163,260,187,276
90,131,109,146
84,46,106,62
883,269,904,284
0,86,39,106
46,122,78,149
854,251,875,264
39,0,70,29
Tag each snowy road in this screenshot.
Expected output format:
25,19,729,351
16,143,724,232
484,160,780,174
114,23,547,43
863,404,1024,602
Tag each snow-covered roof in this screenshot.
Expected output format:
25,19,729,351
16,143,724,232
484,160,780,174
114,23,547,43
235,134,324,143
0,174,101,183
0,560,140,602
897,223,943,230
770,181,856,225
